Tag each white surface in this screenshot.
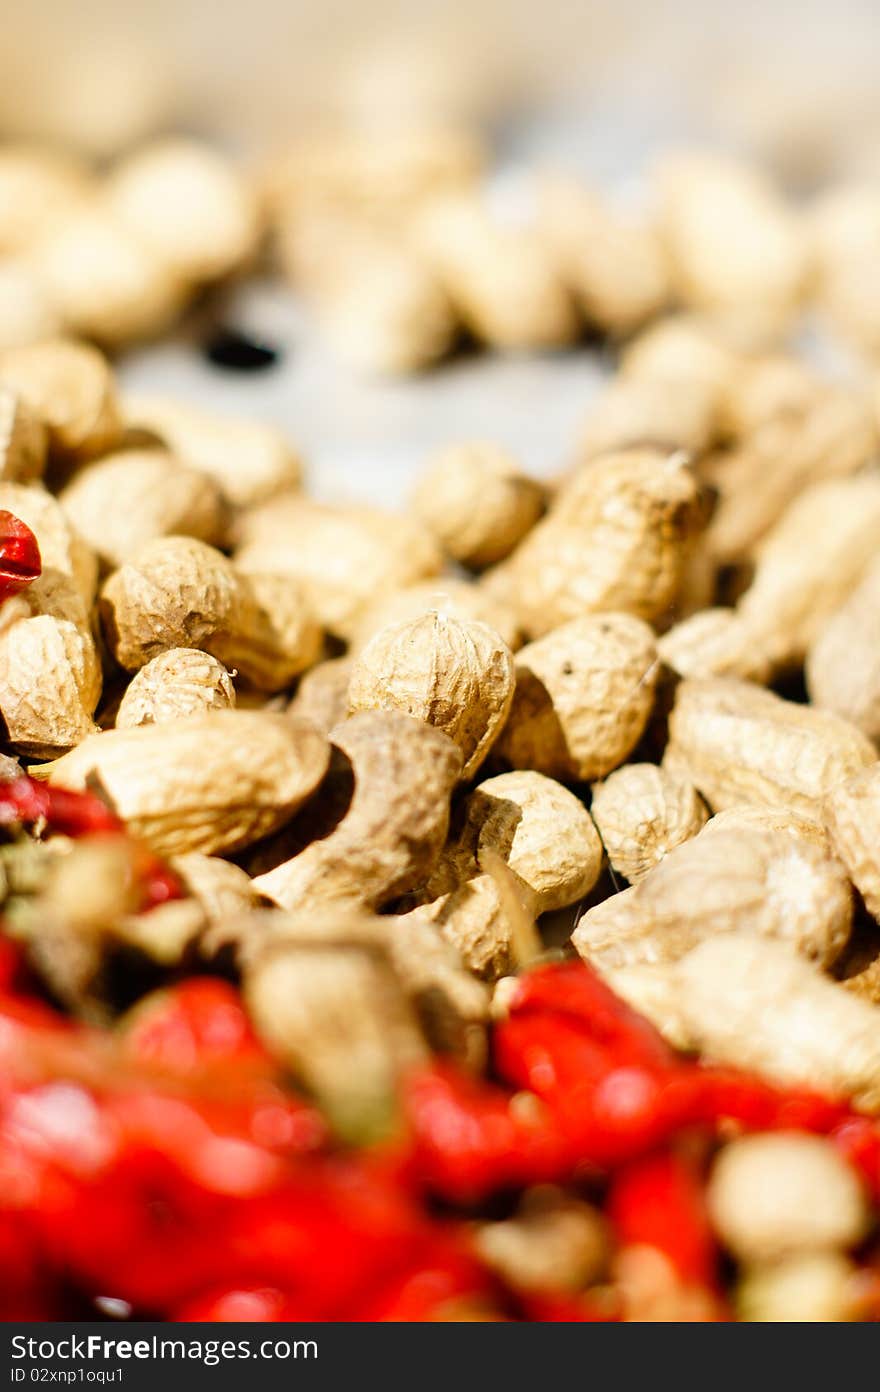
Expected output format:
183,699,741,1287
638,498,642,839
120,278,608,508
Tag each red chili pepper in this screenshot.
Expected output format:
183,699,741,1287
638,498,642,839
504,959,675,1070
831,1116,880,1201
353,1243,497,1321
0,511,40,605
174,1286,315,1322
607,1150,716,1288
0,776,121,835
402,1062,577,1204
519,1290,622,1322
120,979,269,1075
494,1012,680,1164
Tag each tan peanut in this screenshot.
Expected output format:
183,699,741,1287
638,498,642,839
123,395,302,508
411,443,544,569
171,852,261,927
401,868,540,981
825,764,880,922
0,570,101,757
115,649,236,729
245,938,426,1144
253,711,461,911
493,448,705,639
736,475,880,669
264,126,485,223
222,905,489,1073
0,339,120,464
475,1189,608,1293
0,390,47,483
425,769,603,913
708,1133,868,1264
578,375,716,460
736,1253,859,1323
537,174,670,336
234,495,442,641
412,190,579,352
494,613,658,783
810,183,880,354
572,823,852,971
0,261,62,352
624,936,880,1112
590,762,708,884
0,482,97,606
700,803,831,853
658,609,774,685
60,448,227,567
807,560,880,740
0,147,92,256
286,656,353,735
715,352,816,440
107,138,261,282
282,210,456,375
704,386,877,568
31,204,184,346
666,678,876,820
99,536,321,692
353,578,521,654
38,710,329,858
348,611,514,780
621,314,740,412
654,152,808,325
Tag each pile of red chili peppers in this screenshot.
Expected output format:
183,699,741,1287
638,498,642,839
2,511,880,1321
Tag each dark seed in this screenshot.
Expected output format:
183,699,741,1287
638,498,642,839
203,327,281,372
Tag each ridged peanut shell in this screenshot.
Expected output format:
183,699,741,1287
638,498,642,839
807,560,880,740
411,443,544,569
738,475,880,667
668,937,880,1113
0,387,47,482
659,608,774,685
287,657,352,735
100,536,320,691
494,613,658,783
0,482,96,604
0,571,101,757
0,339,120,462
825,764,880,922
116,648,235,728
38,710,330,857
706,386,877,567
123,394,302,507
234,495,442,640
497,448,704,638
253,711,462,911
60,448,227,567
590,762,708,884
667,678,876,819
426,769,603,912
348,611,515,779
572,823,852,971
352,578,520,653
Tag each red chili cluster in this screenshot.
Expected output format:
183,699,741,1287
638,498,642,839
2,780,880,1321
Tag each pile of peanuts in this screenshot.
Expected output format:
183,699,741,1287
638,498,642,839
6,128,880,1320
